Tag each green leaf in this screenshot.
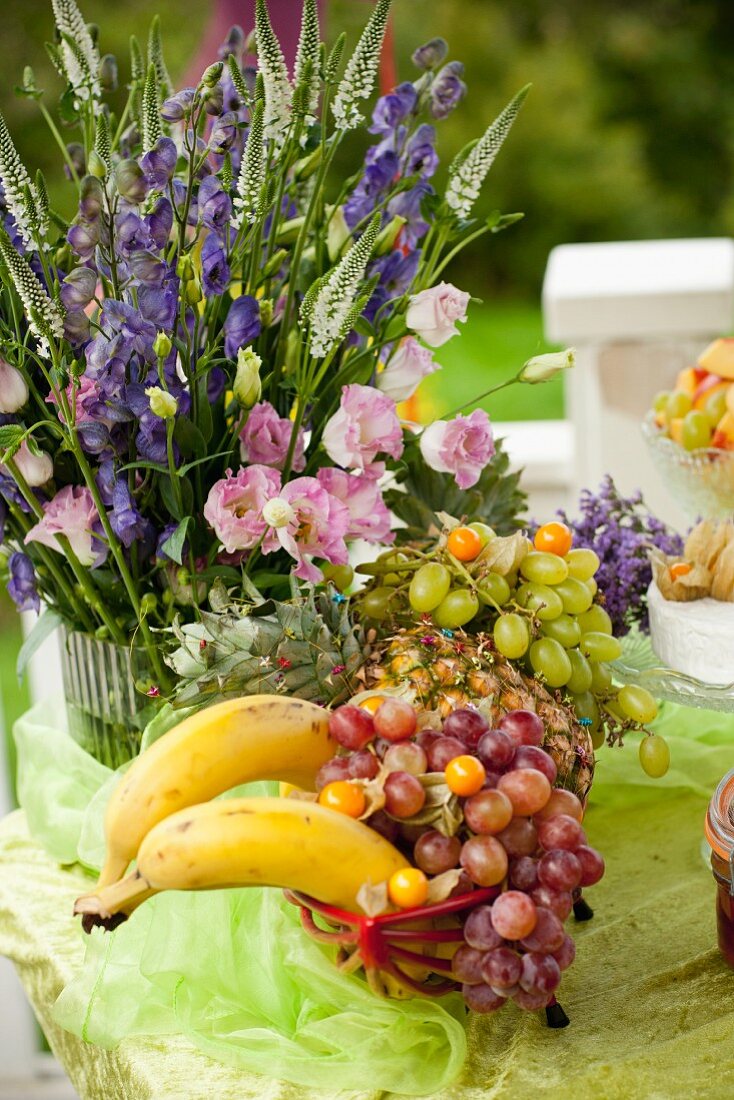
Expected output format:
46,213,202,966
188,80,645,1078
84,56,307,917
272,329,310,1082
161,517,192,565
385,437,527,541
17,608,62,684
178,449,233,477
173,417,206,460
0,425,25,453
160,475,193,520
58,85,80,124
118,459,169,475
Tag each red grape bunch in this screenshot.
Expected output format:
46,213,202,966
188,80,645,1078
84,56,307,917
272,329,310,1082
315,697,605,1017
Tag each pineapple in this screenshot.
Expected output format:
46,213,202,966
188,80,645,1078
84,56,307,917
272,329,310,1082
357,625,594,800
168,584,594,800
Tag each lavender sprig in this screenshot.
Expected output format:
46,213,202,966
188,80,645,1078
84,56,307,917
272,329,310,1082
556,476,683,635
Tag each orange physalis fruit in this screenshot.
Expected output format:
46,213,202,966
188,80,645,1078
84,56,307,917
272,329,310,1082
359,695,385,715
670,562,692,580
318,780,366,818
534,521,573,557
445,754,487,796
388,867,429,908
447,526,482,562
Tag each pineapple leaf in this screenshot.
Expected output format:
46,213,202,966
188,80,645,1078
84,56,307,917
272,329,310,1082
167,584,364,708
385,438,527,542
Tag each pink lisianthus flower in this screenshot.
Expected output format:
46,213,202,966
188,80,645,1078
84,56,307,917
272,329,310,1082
406,282,470,347
317,466,394,544
377,338,439,402
239,401,306,472
25,485,107,567
322,384,404,471
203,465,281,554
419,409,495,490
262,476,350,582
46,375,109,427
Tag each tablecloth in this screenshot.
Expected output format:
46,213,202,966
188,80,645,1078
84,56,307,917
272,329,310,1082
2,704,734,1099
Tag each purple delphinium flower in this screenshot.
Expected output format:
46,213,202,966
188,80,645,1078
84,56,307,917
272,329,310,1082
8,551,39,613
344,149,399,229
430,61,467,120
223,296,261,358
555,476,684,635
161,88,195,123
369,82,418,134
198,176,232,236
387,181,433,248
141,137,178,191
60,268,97,311
201,233,230,295
404,124,439,179
110,477,155,549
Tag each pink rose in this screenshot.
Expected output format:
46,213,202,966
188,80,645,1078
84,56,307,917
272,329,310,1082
419,409,495,490
377,338,439,402
203,465,281,553
25,485,107,567
263,476,350,582
322,384,404,471
239,401,306,472
406,282,470,347
317,466,394,544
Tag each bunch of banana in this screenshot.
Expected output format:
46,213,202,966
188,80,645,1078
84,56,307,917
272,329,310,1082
75,695,409,928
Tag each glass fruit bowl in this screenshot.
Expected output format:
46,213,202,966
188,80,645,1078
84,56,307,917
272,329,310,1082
642,413,734,519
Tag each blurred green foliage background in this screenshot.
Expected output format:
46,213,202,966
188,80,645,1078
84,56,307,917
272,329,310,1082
4,0,734,300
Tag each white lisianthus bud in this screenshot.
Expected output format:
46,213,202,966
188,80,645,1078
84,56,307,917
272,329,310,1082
519,348,575,384
153,331,173,359
0,359,29,414
13,440,53,486
145,386,178,419
234,347,262,409
262,497,296,529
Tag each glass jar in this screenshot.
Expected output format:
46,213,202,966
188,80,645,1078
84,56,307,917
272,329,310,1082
705,768,734,968
59,626,162,770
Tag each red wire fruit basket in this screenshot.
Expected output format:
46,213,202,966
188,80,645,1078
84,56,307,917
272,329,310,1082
284,886,571,1026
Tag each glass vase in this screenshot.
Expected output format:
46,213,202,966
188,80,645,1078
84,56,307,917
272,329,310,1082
59,626,161,769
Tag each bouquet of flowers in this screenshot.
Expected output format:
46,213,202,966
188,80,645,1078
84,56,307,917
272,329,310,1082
0,0,568,700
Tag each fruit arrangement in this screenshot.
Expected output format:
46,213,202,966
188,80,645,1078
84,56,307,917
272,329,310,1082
354,519,668,778
650,338,734,451
74,692,603,1023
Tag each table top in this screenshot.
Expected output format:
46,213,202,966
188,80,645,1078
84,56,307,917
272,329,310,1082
2,702,734,1099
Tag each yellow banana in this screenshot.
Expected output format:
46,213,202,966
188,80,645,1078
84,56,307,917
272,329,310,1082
98,696,336,887
76,796,410,921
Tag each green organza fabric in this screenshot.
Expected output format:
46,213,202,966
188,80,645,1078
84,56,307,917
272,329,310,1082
3,696,734,1098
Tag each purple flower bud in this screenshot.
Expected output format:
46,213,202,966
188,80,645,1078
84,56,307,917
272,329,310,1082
412,37,448,71
202,83,225,116
219,24,245,60
67,220,99,262
161,88,196,123
8,552,39,613
110,476,153,548
223,295,261,359
209,111,239,154
141,137,178,191
369,83,418,134
430,61,467,120
65,143,86,180
79,175,104,221
404,123,439,178
115,159,148,203
60,267,97,310
198,176,232,234
99,54,118,92
63,309,91,346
